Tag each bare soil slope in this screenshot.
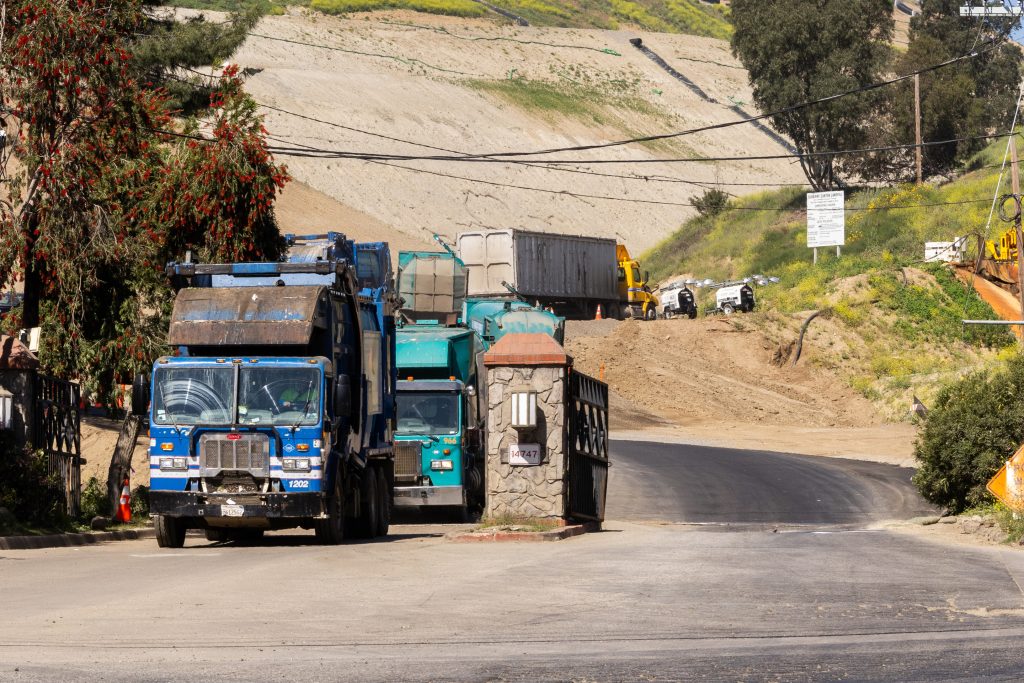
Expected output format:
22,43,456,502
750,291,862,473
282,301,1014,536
221,9,804,254
566,318,917,465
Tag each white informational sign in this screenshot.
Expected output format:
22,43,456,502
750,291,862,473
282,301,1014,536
806,191,845,248
509,443,542,466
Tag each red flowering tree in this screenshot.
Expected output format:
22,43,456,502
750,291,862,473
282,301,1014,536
143,66,288,265
0,0,288,405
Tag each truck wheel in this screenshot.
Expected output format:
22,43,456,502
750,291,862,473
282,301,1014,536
375,465,390,538
723,303,735,316
688,309,697,320
644,306,657,321
205,528,227,543
155,515,186,548
665,309,674,320
315,469,346,545
351,467,379,539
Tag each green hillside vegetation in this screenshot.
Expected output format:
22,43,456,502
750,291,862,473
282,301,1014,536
166,0,732,39
644,135,1020,418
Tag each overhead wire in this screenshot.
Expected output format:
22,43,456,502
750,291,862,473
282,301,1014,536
259,131,1019,164
248,32,485,77
267,132,994,212
235,29,1006,161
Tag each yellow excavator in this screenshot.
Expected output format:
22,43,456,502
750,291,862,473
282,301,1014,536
986,228,1018,262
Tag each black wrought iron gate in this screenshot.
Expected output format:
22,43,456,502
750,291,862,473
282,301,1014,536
566,370,609,522
33,375,82,517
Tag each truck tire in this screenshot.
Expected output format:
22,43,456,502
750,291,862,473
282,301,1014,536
351,467,379,539
155,515,186,548
375,465,390,538
644,306,657,321
205,528,227,543
688,309,697,320
315,468,346,545
723,303,735,316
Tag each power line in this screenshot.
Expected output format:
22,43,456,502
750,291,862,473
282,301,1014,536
348,156,998,212
248,32,484,77
149,121,1003,212
376,19,624,55
361,39,1006,161
261,131,1017,164
240,29,1002,161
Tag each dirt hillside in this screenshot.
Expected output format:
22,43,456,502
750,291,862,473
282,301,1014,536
565,317,916,465
215,8,805,255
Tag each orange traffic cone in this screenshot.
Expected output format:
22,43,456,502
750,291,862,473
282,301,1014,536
595,304,603,320
116,478,131,523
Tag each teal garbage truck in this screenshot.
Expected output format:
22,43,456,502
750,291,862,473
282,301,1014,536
393,250,484,513
144,233,396,547
392,249,563,515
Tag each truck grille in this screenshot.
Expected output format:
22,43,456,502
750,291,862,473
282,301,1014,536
199,433,270,477
395,441,422,481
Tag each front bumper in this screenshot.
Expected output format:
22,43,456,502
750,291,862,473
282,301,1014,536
149,491,324,519
393,485,464,507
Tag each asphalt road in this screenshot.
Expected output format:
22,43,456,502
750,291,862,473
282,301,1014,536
607,439,938,526
1,439,1022,682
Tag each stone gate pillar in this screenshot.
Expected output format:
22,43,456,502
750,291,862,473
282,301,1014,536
482,333,571,520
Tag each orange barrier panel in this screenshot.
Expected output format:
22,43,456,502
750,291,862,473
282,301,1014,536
953,266,1024,341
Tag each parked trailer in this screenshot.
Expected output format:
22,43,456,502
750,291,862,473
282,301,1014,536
456,229,657,320
660,282,697,319
144,234,396,547
715,284,755,315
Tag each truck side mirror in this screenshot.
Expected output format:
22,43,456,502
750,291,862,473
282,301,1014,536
644,270,650,283
131,373,149,417
334,376,351,416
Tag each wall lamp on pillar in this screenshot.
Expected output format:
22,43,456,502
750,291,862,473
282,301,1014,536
0,388,13,431
510,389,537,429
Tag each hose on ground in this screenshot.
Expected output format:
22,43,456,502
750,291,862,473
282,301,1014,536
792,308,831,366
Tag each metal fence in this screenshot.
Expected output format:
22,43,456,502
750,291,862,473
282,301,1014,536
33,375,82,517
566,370,609,522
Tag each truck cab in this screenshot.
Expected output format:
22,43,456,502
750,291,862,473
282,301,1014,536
616,244,659,320
393,324,484,513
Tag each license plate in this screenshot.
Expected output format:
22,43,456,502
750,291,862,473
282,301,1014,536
221,504,244,517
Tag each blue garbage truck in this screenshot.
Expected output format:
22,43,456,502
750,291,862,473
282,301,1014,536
392,249,562,516
142,234,396,547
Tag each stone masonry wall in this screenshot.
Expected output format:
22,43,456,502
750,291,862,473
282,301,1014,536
485,365,566,519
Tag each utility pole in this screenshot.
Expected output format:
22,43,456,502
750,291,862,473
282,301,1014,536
1012,136,1023,322
914,73,923,185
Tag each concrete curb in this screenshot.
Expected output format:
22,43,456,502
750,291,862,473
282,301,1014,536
0,528,155,550
447,521,601,543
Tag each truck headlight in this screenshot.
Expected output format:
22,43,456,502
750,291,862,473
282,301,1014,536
159,457,187,471
431,459,454,471
283,458,311,472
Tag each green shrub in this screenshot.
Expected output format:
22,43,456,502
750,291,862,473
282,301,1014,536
79,476,112,521
310,0,486,17
131,485,151,519
913,353,1024,513
692,188,729,219
0,434,68,530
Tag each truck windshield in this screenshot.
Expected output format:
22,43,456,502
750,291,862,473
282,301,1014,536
237,367,321,426
396,392,459,436
153,367,234,425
